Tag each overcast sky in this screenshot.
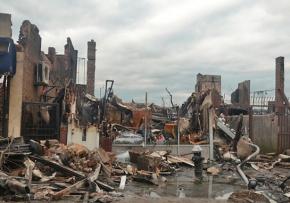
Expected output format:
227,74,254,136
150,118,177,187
2,0,290,105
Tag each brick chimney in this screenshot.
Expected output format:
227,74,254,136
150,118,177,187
275,56,284,114
86,39,96,95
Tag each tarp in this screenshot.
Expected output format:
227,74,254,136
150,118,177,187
0,37,16,75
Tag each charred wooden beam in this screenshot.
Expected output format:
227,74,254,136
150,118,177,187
29,155,114,191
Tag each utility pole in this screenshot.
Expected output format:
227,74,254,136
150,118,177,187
209,108,214,162
161,97,165,108
144,92,148,147
177,105,180,155
165,88,180,154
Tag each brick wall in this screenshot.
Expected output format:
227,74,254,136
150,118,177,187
18,20,42,102
195,73,221,94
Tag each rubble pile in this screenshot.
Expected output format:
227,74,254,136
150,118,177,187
0,137,123,202
0,137,201,202
0,135,290,202
124,148,194,185
101,93,208,145
209,134,290,202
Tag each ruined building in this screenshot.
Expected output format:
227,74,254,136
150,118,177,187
195,73,221,94
231,80,250,108
0,13,99,150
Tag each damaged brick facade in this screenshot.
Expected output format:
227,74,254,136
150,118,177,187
18,20,45,102
47,38,78,96
1,17,84,142
195,73,221,95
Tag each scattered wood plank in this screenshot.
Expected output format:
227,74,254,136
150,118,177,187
83,192,89,203
88,165,101,193
52,166,103,200
52,178,87,200
89,164,101,182
101,162,112,177
95,180,114,191
119,176,126,190
96,148,110,163
167,155,194,167
29,155,85,179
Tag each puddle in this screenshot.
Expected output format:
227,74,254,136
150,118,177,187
124,167,246,200
149,191,161,198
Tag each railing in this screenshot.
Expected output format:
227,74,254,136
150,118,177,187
250,94,274,114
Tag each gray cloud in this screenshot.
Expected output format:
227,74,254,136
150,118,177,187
2,0,290,104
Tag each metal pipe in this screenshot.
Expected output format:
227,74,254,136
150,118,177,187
236,142,260,187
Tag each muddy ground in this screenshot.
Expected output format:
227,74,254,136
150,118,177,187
0,165,289,202
118,165,290,203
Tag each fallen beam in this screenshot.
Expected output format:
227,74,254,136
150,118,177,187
95,180,114,191
132,175,158,185
52,178,87,200
29,155,85,179
30,155,114,191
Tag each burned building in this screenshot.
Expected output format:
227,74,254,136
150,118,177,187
65,83,99,150
195,73,221,94
44,38,79,143
0,14,99,150
231,80,250,108
47,38,78,89
179,74,223,137
11,20,60,141
5,19,55,140
65,40,99,150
